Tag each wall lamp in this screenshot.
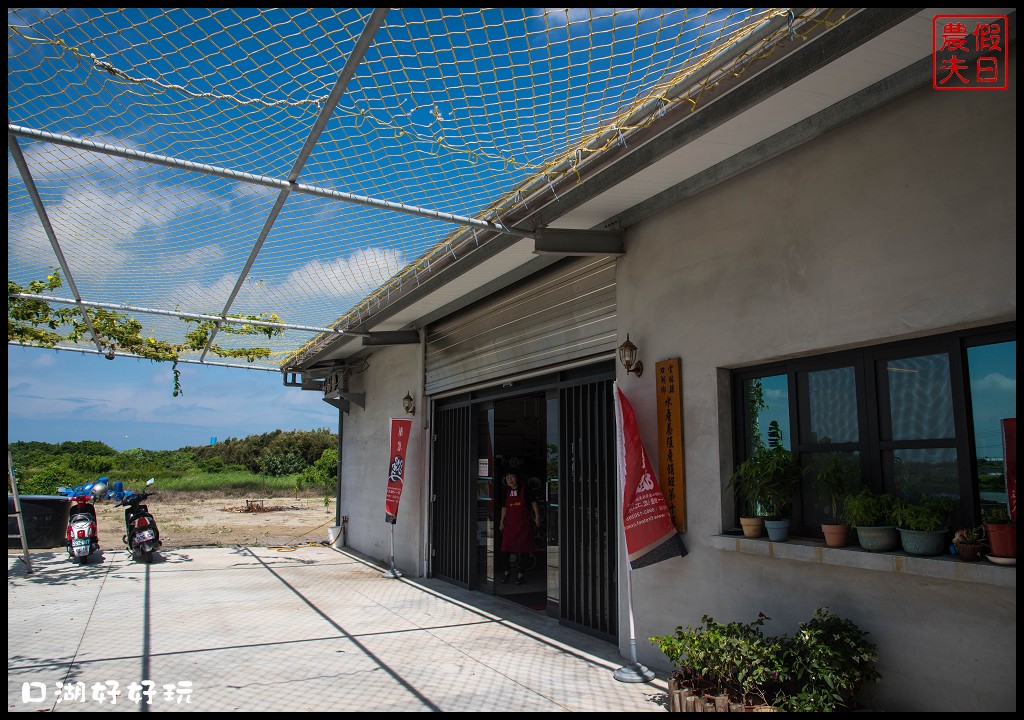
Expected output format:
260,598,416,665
104,344,116,360
402,391,416,415
617,334,643,377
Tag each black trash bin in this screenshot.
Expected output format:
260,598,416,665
8,495,72,549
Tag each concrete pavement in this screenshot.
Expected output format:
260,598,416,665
8,544,669,712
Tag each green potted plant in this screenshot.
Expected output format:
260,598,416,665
650,607,881,712
842,489,899,552
951,525,985,561
812,453,857,548
727,456,771,539
650,612,786,710
982,505,1016,559
728,422,804,542
758,423,805,542
777,607,881,712
891,495,955,556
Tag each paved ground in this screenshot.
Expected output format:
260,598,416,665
8,545,669,712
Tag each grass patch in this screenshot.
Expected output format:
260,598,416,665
117,471,315,497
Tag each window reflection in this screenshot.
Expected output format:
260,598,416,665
967,341,1016,516
743,374,789,453
887,355,955,441
890,448,959,500
806,367,858,444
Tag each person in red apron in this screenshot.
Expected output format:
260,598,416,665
499,470,541,585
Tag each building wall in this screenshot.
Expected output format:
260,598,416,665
340,341,427,576
616,71,1015,710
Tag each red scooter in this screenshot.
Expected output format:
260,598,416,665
65,480,107,564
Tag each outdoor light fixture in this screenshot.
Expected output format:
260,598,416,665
402,391,416,415
617,334,643,377
104,344,116,360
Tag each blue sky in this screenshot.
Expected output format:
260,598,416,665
7,345,339,451
6,9,779,453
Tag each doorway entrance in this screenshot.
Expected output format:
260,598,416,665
430,365,619,641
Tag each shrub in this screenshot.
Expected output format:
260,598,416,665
198,457,225,474
650,613,785,706
651,607,879,711
778,608,880,712
297,448,338,502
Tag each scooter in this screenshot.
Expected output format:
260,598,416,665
65,480,107,564
117,478,162,563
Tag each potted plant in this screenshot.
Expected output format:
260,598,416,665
728,423,804,542
951,525,985,561
841,489,899,552
650,607,881,712
982,505,1016,559
813,453,857,548
650,612,786,710
728,456,770,539
758,442,805,542
891,495,955,556
777,608,881,712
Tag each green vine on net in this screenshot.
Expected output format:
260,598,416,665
8,271,283,396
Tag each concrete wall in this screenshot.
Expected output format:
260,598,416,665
615,72,1015,710
340,341,427,576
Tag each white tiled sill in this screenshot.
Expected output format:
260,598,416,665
710,533,1015,589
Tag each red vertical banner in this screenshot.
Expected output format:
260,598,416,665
385,418,413,525
1003,418,1016,521
614,383,686,569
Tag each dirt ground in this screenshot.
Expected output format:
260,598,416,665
93,492,339,550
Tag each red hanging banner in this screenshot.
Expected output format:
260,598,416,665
385,418,413,524
614,384,686,569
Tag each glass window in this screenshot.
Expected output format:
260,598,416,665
730,324,1015,538
806,367,858,444
742,374,790,453
890,448,959,500
966,341,1016,516
886,354,955,441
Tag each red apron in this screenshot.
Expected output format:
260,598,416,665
501,488,536,553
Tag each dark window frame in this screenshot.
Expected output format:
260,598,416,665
731,322,1015,537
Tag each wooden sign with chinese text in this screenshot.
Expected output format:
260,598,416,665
656,358,686,532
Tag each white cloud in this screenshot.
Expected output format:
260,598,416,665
973,372,1016,393
9,134,142,182
163,244,228,275
9,182,232,279
282,247,405,298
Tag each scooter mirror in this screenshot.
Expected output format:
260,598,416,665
146,477,156,486
92,482,108,496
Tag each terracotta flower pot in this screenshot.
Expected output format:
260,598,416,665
984,522,1016,558
740,516,764,538
822,522,849,548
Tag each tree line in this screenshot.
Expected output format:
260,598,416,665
9,429,338,495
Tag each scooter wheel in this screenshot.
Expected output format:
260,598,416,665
142,549,153,564
78,554,89,565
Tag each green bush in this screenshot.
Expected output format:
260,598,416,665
257,451,307,477
198,457,226,473
297,448,338,501
651,607,879,711
777,608,880,712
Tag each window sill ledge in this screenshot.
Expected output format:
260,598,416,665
710,534,1015,589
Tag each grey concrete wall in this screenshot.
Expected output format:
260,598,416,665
339,341,427,576
615,70,1015,710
